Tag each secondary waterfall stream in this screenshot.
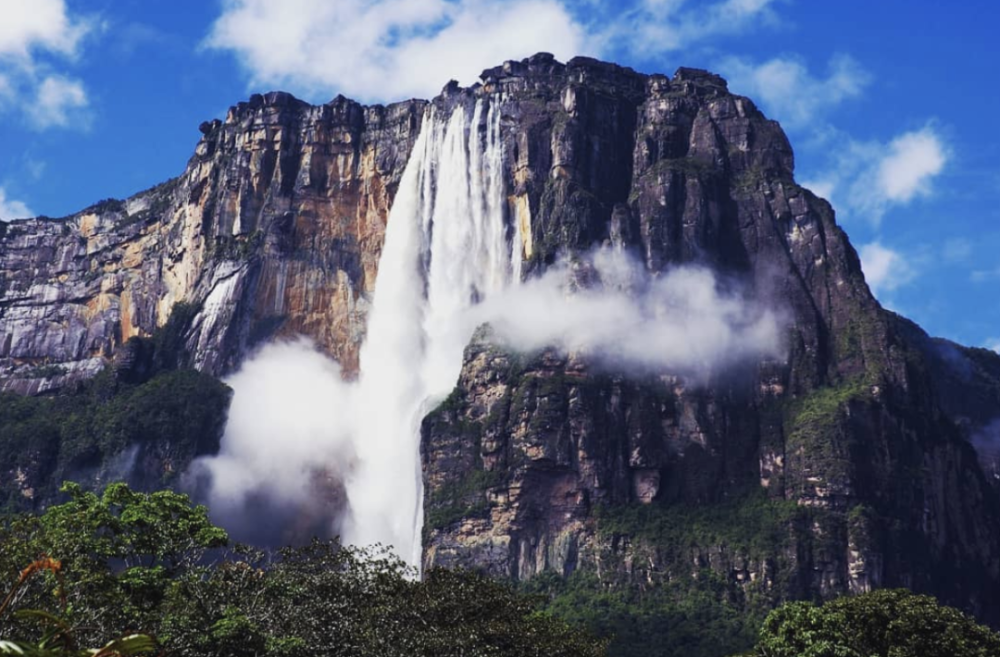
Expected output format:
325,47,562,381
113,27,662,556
341,97,516,566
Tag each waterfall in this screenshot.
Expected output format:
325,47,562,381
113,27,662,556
193,95,518,568
344,97,517,567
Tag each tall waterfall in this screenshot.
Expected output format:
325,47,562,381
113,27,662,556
344,97,517,566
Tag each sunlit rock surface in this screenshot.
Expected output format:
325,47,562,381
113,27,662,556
0,93,425,391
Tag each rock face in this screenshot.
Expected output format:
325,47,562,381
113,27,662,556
0,92,425,392
417,55,1000,622
3,53,1000,627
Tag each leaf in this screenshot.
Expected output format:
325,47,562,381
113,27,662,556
90,634,157,657
13,609,71,632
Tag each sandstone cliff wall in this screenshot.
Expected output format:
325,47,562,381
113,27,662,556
0,93,425,393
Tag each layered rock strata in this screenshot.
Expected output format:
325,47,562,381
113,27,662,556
0,93,425,393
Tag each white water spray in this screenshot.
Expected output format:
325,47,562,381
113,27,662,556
344,97,516,566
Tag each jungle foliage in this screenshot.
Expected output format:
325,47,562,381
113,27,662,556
0,483,606,657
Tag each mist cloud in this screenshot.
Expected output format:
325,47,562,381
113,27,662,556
474,249,785,376
190,339,357,543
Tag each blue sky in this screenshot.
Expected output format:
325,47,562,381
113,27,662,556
1,0,998,350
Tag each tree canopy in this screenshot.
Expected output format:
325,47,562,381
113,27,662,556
747,588,1000,657
0,482,605,657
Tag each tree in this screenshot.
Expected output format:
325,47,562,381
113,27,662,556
0,557,157,657
0,482,226,649
2,482,606,657
749,589,1000,657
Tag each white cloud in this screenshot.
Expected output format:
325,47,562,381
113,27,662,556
0,0,95,130
0,0,89,59
206,0,588,102
206,0,783,103
31,74,89,128
597,0,781,59
875,129,948,203
720,54,871,129
192,249,785,547
0,187,33,221
943,238,972,264
22,156,45,181
810,125,949,224
859,241,917,298
987,338,1000,354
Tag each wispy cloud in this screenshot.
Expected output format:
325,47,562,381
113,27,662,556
971,266,1000,283
0,187,33,222
32,74,89,129
595,0,782,59
720,54,871,130
987,338,1000,354
206,0,783,103
943,237,973,264
0,0,97,130
807,125,950,224
859,241,918,299
874,129,948,204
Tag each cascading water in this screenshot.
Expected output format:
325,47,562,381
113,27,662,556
344,96,517,567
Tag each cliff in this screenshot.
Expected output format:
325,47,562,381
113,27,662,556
415,55,1000,632
0,92,425,394
2,53,1000,652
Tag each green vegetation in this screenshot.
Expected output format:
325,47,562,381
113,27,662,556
16,365,69,380
137,300,200,373
527,493,807,657
425,469,503,531
207,230,262,261
595,491,801,558
0,556,156,657
782,378,868,488
748,589,1000,657
0,302,229,510
4,485,995,657
0,484,606,657
786,379,867,435
529,569,758,657
82,198,126,216
0,369,231,510
733,165,765,193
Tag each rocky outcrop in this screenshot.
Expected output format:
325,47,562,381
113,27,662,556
418,55,1000,623
0,93,425,392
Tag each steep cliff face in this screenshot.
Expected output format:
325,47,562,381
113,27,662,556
3,52,1000,637
418,55,1000,625
0,92,425,394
